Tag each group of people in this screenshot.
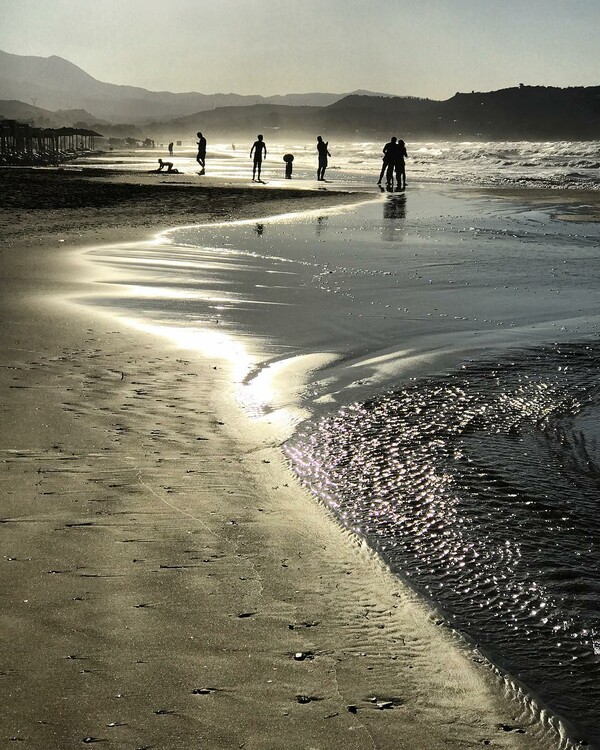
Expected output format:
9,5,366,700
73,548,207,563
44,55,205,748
248,134,333,182
377,136,408,190
157,132,408,187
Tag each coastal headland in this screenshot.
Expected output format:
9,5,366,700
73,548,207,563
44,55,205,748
0,167,572,748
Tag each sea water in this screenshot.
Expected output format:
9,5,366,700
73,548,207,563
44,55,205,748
84,178,600,746
78,139,600,191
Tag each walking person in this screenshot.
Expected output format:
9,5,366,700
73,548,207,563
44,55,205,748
168,141,174,156
196,131,206,175
250,134,267,182
316,135,331,181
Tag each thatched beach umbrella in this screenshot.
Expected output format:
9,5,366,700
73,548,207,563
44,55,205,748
76,128,103,149
0,120,103,163
56,127,78,152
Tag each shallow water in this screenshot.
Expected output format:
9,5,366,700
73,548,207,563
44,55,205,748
87,187,600,393
287,342,600,747
83,187,600,746
77,139,600,190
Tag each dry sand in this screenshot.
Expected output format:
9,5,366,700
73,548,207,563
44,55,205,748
0,169,563,749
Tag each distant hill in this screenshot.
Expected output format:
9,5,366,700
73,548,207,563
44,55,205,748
0,99,104,128
0,50,387,124
0,99,56,123
344,87,600,139
319,94,440,137
153,86,600,141
154,103,323,140
437,85,600,139
151,97,442,140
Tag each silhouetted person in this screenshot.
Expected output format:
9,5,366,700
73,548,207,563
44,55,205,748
250,134,267,181
378,137,398,188
168,141,174,156
395,139,408,189
283,153,294,179
196,131,206,174
316,136,331,181
156,158,179,173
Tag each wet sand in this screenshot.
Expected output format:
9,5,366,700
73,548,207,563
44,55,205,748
0,168,562,748
481,186,600,222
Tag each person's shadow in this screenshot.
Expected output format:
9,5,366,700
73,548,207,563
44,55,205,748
381,194,407,242
383,193,407,220
315,216,328,237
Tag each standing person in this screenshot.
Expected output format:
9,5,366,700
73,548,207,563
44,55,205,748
250,134,267,182
168,141,174,156
283,153,294,179
395,139,408,189
196,131,207,175
378,136,398,187
316,135,331,181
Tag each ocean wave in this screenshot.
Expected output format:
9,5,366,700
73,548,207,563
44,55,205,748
340,139,600,190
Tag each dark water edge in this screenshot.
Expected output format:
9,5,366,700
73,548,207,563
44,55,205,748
285,339,600,748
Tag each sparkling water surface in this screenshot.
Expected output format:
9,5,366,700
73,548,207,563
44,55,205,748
77,139,600,190
286,343,600,747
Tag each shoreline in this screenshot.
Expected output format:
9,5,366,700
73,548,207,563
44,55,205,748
0,171,568,748
0,166,371,250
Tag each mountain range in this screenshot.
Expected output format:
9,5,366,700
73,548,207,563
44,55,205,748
151,86,600,141
0,50,387,124
2,50,600,141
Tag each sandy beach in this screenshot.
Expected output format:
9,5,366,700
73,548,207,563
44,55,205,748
0,168,575,749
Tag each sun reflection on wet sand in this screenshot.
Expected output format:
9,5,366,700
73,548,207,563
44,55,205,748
120,317,338,436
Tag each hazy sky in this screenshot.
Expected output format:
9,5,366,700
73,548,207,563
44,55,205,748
1,0,599,99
